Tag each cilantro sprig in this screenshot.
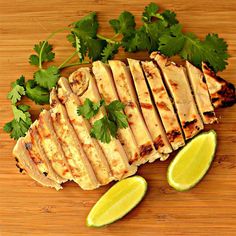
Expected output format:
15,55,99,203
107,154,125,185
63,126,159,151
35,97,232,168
77,99,128,143
4,2,229,140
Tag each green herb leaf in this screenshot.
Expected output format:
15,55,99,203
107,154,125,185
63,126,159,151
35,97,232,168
26,80,50,104
142,2,163,23
29,41,55,66
122,26,150,52
106,100,128,129
4,105,32,140
109,11,136,37
90,116,117,143
3,121,13,133
7,75,26,104
34,66,60,89
70,12,107,61
77,98,105,119
10,114,32,140
7,84,25,104
180,33,228,72
161,10,179,26
101,43,120,62
159,24,185,56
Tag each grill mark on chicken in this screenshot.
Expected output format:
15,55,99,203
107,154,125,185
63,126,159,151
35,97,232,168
156,101,170,111
203,111,217,120
139,143,153,157
154,135,165,150
140,102,153,109
169,80,178,89
166,130,182,143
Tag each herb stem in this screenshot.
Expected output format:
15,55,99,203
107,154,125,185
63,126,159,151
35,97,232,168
58,50,80,70
97,34,118,44
39,27,71,69
59,61,90,70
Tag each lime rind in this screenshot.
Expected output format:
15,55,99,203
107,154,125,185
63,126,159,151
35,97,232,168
167,130,217,191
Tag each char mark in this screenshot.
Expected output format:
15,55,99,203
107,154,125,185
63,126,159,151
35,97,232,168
140,143,153,157
154,135,165,150
166,130,181,143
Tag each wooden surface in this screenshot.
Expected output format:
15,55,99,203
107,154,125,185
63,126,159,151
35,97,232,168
0,0,236,235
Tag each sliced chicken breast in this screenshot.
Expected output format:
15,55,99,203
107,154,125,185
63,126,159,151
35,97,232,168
109,60,158,163
37,109,73,181
142,60,185,150
186,61,217,124
128,58,172,157
69,68,137,180
50,89,99,190
92,61,140,164
152,52,204,140
24,121,64,184
13,138,62,190
57,77,113,185
202,62,236,108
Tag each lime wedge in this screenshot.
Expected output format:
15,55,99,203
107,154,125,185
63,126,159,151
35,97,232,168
86,176,147,227
167,130,217,191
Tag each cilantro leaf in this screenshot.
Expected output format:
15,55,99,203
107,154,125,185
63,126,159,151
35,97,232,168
159,24,185,56
106,100,128,129
122,26,150,52
101,43,120,62
7,75,26,104
10,113,32,140
161,10,179,26
34,66,60,89
142,2,163,23
180,33,228,72
17,104,30,112
29,41,55,66
90,116,117,143
4,105,32,140
26,80,50,104
11,75,25,87
12,105,27,122
77,98,105,119
87,38,107,61
7,84,25,104
70,12,107,61
109,11,136,37
3,121,13,133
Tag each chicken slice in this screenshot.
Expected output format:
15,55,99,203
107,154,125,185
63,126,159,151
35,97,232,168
50,89,99,190
109,60,158,163
92,61,140,164
37,109,73,181
24,121,64,184
152,52,204,140
186,61,217,124
128,58,172,157
142,60,185,150
69,67,137,180
202,62,236,108
13,138,62,190
57,77,113,185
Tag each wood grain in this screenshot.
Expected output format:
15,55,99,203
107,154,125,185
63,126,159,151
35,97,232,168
0,0,236,235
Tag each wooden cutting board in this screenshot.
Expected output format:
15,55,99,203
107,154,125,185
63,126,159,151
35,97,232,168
0,0,236,235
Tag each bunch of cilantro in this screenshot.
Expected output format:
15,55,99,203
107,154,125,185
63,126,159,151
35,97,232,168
4,2,229,140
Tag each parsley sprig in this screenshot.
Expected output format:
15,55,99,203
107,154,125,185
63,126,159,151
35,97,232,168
4,2,229,140
77,99,128,143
